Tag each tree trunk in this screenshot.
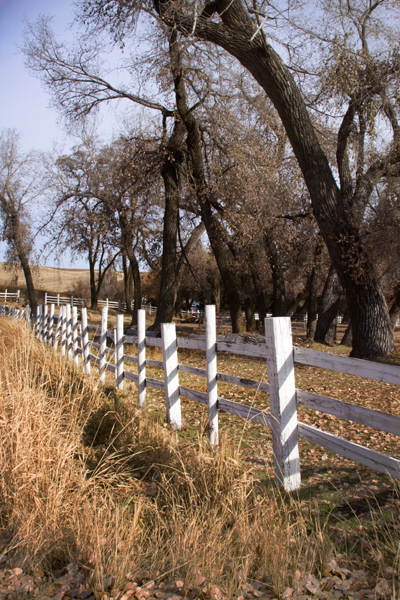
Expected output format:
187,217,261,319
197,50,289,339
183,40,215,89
201,203,245,332
122,252,133,315
264,236,286,317
169,31,245,333
169,2,394,357
389,285,400,330
150,120,186,331
250,260,267,332
18,247,37,315
89,259,98,309
8,211,37,315
314,265,342,345
129,254,142,327
307,240,323,340
244,296,256,331
341,322,353,347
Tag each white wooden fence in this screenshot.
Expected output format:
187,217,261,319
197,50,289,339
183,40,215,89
0,290,20,302
4,303,400,492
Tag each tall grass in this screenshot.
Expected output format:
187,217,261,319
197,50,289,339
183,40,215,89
0,317,335,596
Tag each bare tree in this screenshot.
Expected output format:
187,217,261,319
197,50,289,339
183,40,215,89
73,0,400,357
0,129,40,314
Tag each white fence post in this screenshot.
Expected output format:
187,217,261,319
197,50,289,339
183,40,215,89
54,308,62,352
38,304,43,340
57,294,60,307
49,304,55,346
161,322,181,429
206,305,218,447
66,303,72,361
115,314,124,390
72,306,79,367
71,295,74,307
4,289,7,302
265,317,301,492
45,292,47,305
99,306,108,384
43,304,48,345
61,306,67,357
17,290,20,302
138,309,146,407
81,308,91,375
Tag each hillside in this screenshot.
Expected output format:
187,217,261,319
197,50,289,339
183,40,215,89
0,262,91,294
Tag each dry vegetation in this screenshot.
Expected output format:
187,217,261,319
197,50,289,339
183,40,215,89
0,316,399,600
0,263,92,296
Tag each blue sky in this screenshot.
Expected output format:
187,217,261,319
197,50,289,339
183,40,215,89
0,0,83,267
0,0,132,269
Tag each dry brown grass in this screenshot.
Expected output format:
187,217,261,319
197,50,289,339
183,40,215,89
0,316,340,597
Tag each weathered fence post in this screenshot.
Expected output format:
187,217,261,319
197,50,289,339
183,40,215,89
81,307,91,375
72,306,79,367
37,304,43,340
45,292,48,305
57,294,60,307
54,307,62,352
43,304,48,345
99,306,108,384
4,289,7,302
206,305,218,447
138,309,146,407
61,306,67,357
115,314,124,390
161,322,181,429
264,317,301,492
49,304,55,346
66,303,72,360
71,295,74,307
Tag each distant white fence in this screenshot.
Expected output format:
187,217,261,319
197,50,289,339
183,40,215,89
0,290,20,302
4,303,400,491
0,304,30,322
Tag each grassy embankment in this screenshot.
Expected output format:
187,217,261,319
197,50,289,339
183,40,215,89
0,316,399,598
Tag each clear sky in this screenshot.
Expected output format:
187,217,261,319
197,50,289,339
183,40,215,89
0,0,131,270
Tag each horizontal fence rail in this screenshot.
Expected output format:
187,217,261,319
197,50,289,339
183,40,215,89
2,303,400,491
0,290,20,302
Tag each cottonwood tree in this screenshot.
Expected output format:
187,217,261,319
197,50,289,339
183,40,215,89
75,0,400,357
47,144,121,308
23,19,207,330
0,129,39,314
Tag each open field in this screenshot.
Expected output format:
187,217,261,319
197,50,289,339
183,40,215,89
0,314,399,600
0,262,92,295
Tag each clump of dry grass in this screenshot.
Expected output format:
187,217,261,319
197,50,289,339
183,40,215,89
0,317,334,597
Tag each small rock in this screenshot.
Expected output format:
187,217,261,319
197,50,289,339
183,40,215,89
194,575,207,587
186,588,200,600
281,588,294,600
209,584,224,599
135,589,152,599
104,577,115,590
120,591,136,600
81,588,94,599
